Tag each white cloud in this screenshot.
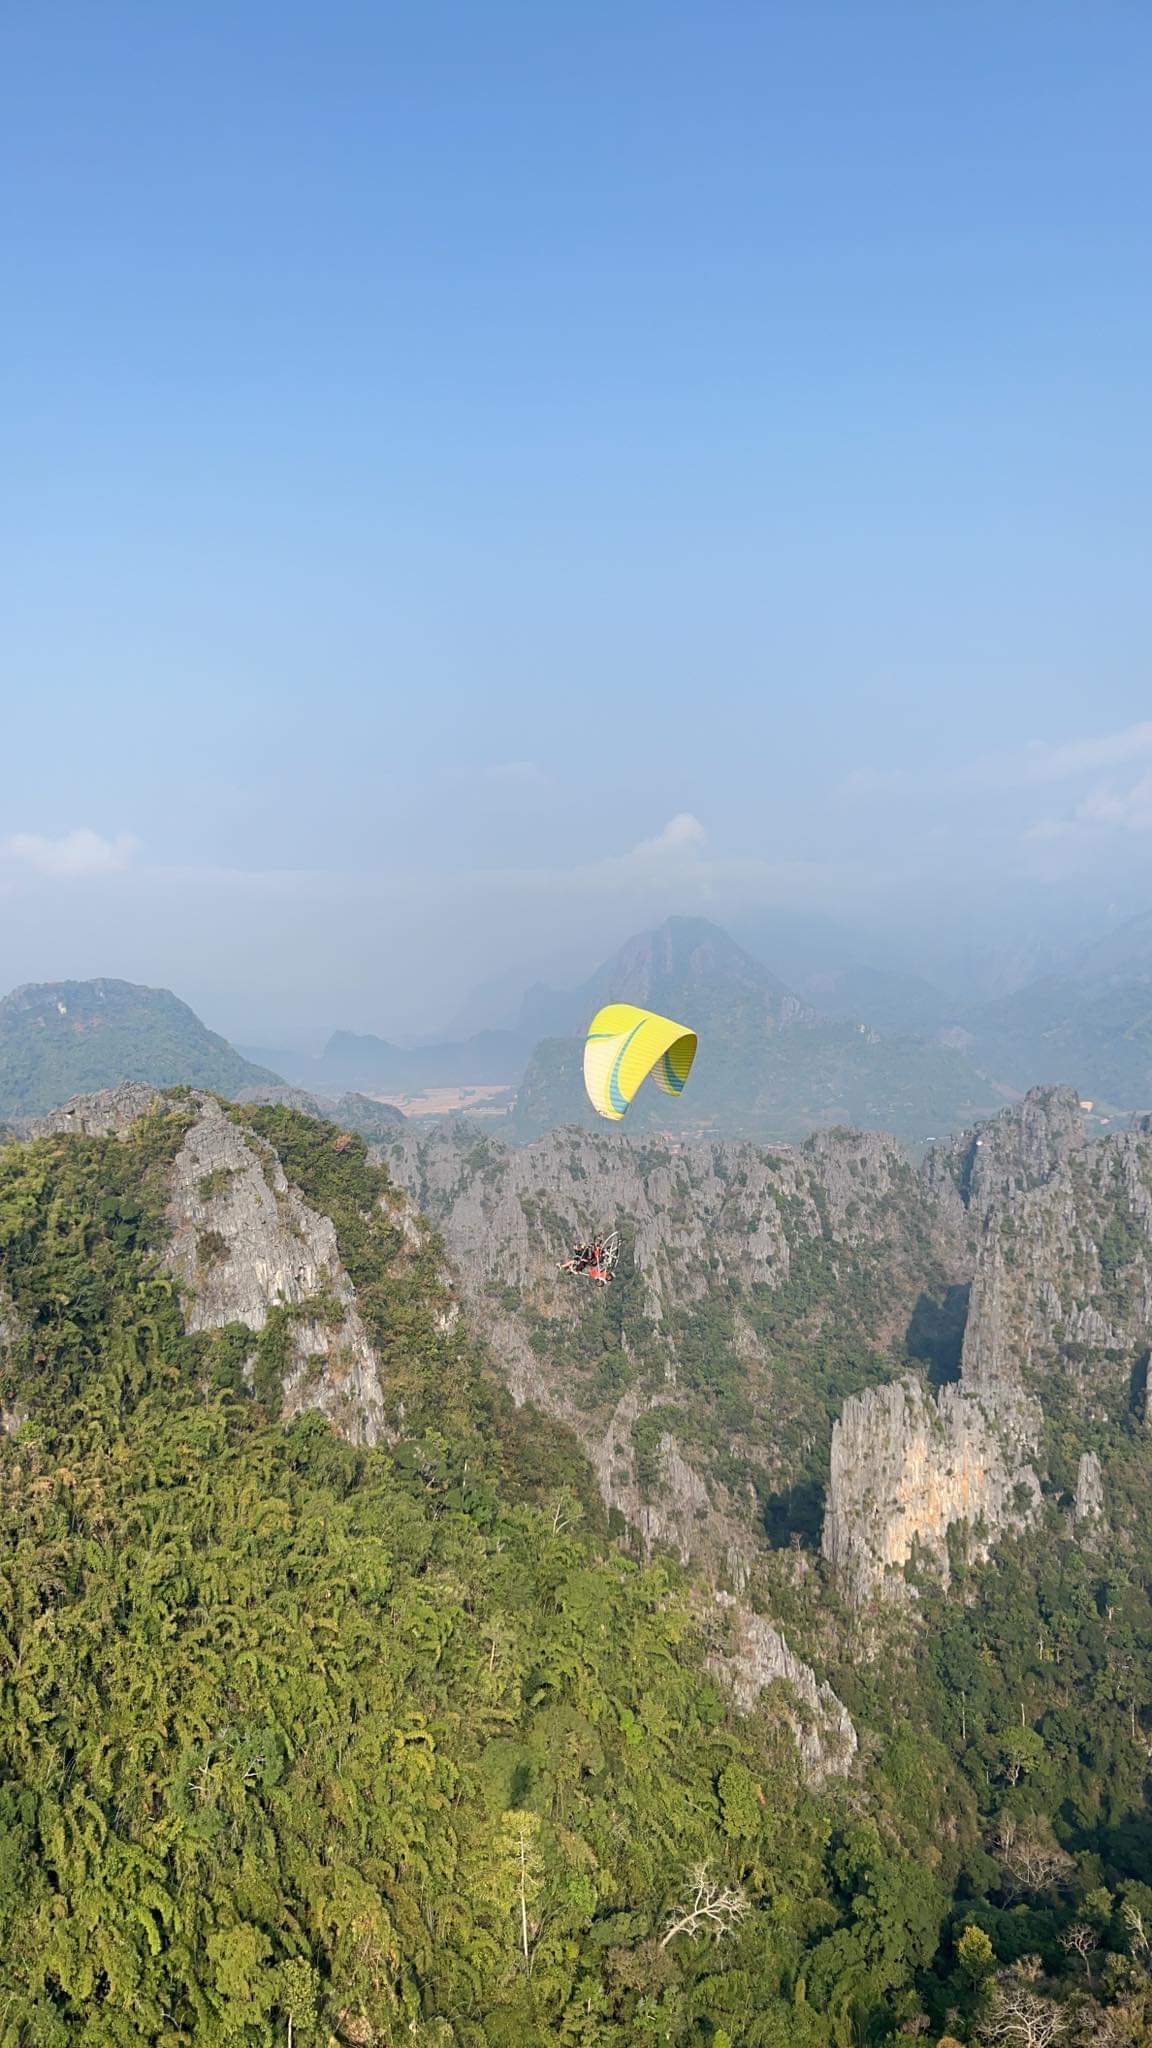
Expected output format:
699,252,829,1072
629,812,708,860
3,828,140,878
1027,772,1152,843
1022,721,1152,785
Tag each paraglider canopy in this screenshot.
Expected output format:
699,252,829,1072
583,1003,697,1123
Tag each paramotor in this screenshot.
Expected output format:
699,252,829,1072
559,1229,620,1284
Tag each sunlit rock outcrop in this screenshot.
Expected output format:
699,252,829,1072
1074,1450,1105,1526
822,1376,1041,1602
164,1095,390,1443
824,1089,1152,1601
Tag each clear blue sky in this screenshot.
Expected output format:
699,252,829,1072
2,2,1150,1036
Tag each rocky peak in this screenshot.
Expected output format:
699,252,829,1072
20,1081,167,1138
163,1095,390,1442
601,915,794,1009
925,1086,1086,1225
516,916,815,1054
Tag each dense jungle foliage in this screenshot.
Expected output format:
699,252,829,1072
0,1101,1149,2044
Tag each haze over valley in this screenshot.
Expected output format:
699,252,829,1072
10,901,1152,1150
5,2,1152,2041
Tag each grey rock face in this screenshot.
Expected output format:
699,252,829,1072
164,1096,390,1443
960,1125,1152,1408
21,1082,167,1138
708,1594,857,1782
640,1433,710,1561
586,1392,755,1579
385,1121,919,1323
825,1088,1152,1601
231,1082,325,1112
925,1086,1087,1226
382,1117,936,1564
1074,1450,1105,1524
823,1376,1041,1602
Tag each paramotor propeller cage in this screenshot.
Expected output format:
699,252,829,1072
558,1230,621,1283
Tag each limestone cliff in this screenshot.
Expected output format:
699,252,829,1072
163,1095,391,1443
959,1122,1152,1417
389,1120,928,1301
823,1088,1152,1601
923,1084,1087,1226
384,1088,1140,1603
822,1376,1041,1601
707,1594,857,1782
3,1084,429,1449
590,1405,755,1585
1074,1450,1105,1526
21,1081,167,1138
383,1117,955,1570
820,1100,1077,1602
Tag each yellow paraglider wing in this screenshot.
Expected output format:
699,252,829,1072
583,1003,698,1122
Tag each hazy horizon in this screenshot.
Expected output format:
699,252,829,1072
3,2,1150,1040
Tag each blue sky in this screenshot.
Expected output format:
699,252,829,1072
2,2,1150,1037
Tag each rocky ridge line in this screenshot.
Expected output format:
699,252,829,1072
382,1118,940,1561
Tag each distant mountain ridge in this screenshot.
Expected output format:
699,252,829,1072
517,915,801,1041
795,962,964,1040
1068,906,1152,984
302,923,792,1096
313,1025,530,1093
962,907,1152,1109
508,915,1005,1146
185,898,1152,1143
0,978,279,1119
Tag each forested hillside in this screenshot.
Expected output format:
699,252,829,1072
0,979,278,1118
0,1089,1150,2043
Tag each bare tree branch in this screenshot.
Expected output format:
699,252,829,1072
984,1971,1068,2047
992,1818,1074,1903
659,1862,750,1952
